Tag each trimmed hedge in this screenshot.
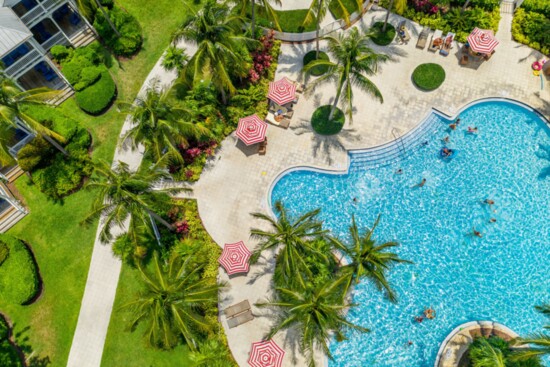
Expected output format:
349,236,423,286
512,8,550,55
93,6,143,57
412,63,445,91
370,22,396,46
0,235,39,305
303,50,330,76
311,105,345,135
75,70,117,114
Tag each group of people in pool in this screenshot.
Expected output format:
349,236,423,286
414,307,436,323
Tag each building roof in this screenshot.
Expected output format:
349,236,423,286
0,1,21,7
0,7,33,57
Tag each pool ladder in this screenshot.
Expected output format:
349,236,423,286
391,128,407,157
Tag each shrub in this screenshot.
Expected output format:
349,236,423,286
93,6,143,57
512,8,550,55
521,0,550,18
412,63,445,91
16,135,56,172
303,50,330,76
0,243,8,266
75,69,117,114
50,45,72,62
74,66,102,91
370,22,396,46
311,105,345,135
0,235,39,305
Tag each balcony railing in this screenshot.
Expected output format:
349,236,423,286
8,133,35,157
40,0,66,11
40,32,68,51
3,49,42,77
20,5,44,26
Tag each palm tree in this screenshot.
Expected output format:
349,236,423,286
124,253,220,351
256,276,369,366
250,201,329,289
173,1,256,104
0,77,67,164
73,0,121,37
303,27,389,122
330,215,411,302
303,0,362,58
117,80,210,165
227,0,282,36
382,0,407,30
81,160,186,243
470,337,507,367
161,46,189,74
512,304,550,361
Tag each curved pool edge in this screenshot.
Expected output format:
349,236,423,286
266,97,550,218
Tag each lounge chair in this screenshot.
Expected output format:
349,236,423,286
416,27,431,49
294,82,305,94
258,138,267,155
224,300,250,318
227,310,254,328
439,32,454,56
285,110,294,119
428,29,443,52
397,20,411,43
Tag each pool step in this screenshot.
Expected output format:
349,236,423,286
349,113,447,171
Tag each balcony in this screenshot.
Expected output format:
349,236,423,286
17,60,68,91
41,31,68,51
3,49,41,77
19,4,44,26
40,0,66,12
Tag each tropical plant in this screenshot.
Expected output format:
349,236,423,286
511,304,550,361
0,77,66,165
189,338,235,366
73,0,121,37
470,337,507,367
250,201,329,289
161,46,189,74
382,0,407,30
227,0,282,35
172,1,256,104
124,253,220,351
81,160,186,243
118,80,210,165
256,275,369,367
330,215,411,302
303,0,362,57
303,27,389,122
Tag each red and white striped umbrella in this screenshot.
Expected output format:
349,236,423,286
268,77,296,105
248,340,285,367
467,27,499,54
218,241,251,275
236,114,267,145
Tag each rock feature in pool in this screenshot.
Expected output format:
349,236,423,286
435,321,518,367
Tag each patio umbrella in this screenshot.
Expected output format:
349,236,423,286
218,241,251,275
467,28,499,55
248,339,285,367
236,114,267,145
268,77,297,106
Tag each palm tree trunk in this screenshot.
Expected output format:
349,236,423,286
382,0,394,32
41,133,68,156
251,0,256,37
461,0,471,12
329,87,342,121
146,209,174,231
94,0,121,38
316,23,320,59
220,88,227,105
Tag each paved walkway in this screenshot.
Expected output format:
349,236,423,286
193,7,549,367
66,41,196,367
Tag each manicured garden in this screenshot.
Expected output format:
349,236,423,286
370,21,396,46
512,0,550,55
412,63,446,91
311,106,345,135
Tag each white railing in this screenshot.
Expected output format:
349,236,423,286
41,32,68,51
20,5,44,26
4,49,41,77
40,0,66,11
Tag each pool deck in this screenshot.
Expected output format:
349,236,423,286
191,7,549,367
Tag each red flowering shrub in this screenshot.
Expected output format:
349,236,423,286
411,0,439,14
249,30,276,83
175,220,189,234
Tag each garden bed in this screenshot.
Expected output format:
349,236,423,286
370,21,396,46
311,105,345,135
412,63,445,91
303,50,330,76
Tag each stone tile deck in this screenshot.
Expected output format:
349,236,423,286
193,8,549,367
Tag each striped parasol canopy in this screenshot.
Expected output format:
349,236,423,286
248,340,285,367
268,77,297,105
467,28,499,55
218,241,251,275
236,114,267,145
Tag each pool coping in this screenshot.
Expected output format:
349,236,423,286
266,97,550,217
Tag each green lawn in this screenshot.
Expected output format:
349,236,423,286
1,0,200,365
329,0,363,21
256,9,317,33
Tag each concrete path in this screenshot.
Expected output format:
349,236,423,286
194,7,549,367
66,41,196,367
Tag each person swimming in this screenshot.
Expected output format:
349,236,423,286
442,136,450,143
473,229,483,238
441,147,452,157
490,218,497,223
467,126,478,134
421,141,429,146
424,307,436,319
395,168,403,174
413,178,427,188
414,316,424,323
484,199,495,205
449,118,461,130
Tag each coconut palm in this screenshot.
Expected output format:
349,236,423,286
256,275,369,366
470,337,507,367
382,0,407,30
227,0,282,36
303,27,389,122
330,215,411,302
0,77,66,166
117,80,210,165
124,253,220,351
172,1,256,104
512,304,550,361
81,160,187,243
303,0,362,58
250,201,329,289
161,46,189,74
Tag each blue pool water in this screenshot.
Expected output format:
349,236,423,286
270,101,550,367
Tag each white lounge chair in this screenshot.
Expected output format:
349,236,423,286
429,29,443,52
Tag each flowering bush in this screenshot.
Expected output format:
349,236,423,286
411,0,439,14
249,30,276,83
174,220,189,235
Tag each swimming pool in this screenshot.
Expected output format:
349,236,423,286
270,100,550,367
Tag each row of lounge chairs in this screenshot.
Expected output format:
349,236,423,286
416,27,455,56
224,299,254,328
